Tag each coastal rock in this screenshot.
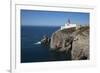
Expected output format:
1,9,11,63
50,26,89,60
40,35,51,46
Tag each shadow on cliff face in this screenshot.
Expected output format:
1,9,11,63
50,50,72,61
49,38,73,60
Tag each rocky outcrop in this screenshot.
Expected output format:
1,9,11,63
41,35,51,46
50,26,89,60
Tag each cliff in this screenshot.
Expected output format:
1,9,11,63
50,26,89,60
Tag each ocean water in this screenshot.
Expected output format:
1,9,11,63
21,26,68,63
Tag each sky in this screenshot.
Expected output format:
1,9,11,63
21,9,89,26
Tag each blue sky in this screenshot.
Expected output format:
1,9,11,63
21,10,89,26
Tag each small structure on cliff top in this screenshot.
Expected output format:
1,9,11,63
61,19,77,30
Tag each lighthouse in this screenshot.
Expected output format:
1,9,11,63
61,19,77,30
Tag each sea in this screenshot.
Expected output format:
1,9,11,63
21,26,69,63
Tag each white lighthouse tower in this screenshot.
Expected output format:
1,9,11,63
61,19,77,30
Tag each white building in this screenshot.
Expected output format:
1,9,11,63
61,19,77,30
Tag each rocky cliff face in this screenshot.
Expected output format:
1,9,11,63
50,26,89,60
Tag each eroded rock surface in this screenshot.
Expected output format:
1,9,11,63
50,26,89,60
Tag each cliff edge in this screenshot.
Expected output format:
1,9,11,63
50,26,89,60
